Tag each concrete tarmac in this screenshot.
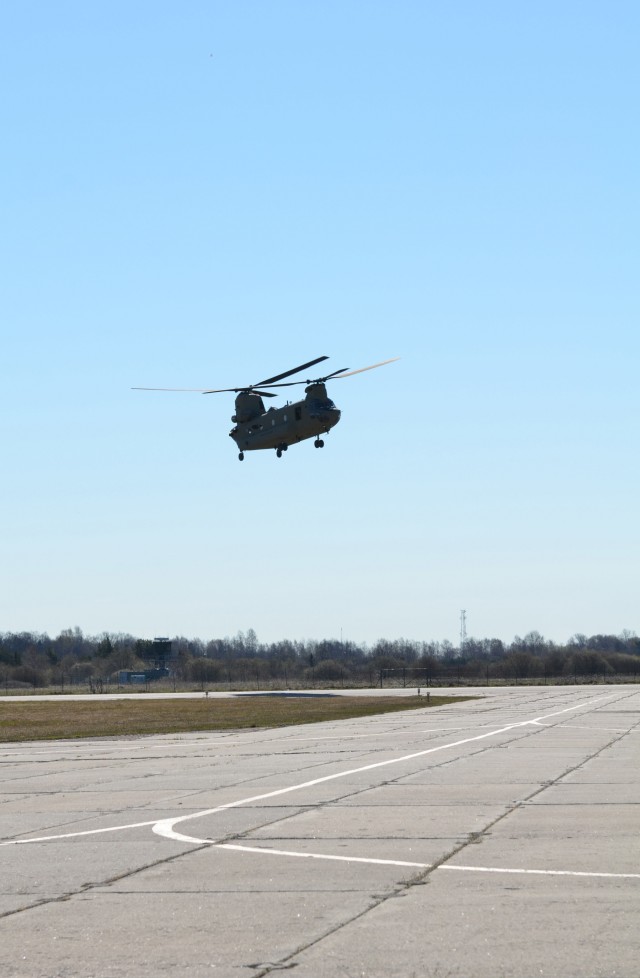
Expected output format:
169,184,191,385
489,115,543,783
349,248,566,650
1,685,638,977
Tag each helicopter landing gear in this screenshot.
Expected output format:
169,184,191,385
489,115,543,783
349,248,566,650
276,444,288,458
314,438,325,448
238,452,244,461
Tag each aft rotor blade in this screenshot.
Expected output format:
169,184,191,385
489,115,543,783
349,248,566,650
332,357,400,379
258,368,350,390
254,355,329,387
258,361,398,389
199,357,330,394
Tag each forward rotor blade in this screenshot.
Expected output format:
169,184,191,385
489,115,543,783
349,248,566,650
254,355,329,387
132,385,277,396
331,357,400,379
200,386,278,396
132,387,213,391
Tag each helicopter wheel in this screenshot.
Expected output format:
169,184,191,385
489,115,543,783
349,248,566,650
276,448,282,458
314,439,325,448
238,452,244,461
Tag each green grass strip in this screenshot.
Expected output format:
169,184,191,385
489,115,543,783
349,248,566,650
0,695,470,742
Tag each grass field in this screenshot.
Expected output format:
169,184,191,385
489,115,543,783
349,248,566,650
0,694,468,742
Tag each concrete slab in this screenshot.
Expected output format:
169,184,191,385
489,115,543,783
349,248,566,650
0,685,638,977
244,801,503,841
108,840,420,892
0,889,375,978
288,869,640,978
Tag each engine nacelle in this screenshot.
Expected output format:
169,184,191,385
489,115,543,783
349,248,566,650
304,382,328,399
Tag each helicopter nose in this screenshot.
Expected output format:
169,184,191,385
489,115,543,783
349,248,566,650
325,407,341,426
310,405,341,427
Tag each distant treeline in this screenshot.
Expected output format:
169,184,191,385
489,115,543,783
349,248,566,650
1,627,639,688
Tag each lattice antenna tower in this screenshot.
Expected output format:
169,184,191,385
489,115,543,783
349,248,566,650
460,610,467,652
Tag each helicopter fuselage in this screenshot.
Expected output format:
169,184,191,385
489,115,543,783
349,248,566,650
230,383,341,457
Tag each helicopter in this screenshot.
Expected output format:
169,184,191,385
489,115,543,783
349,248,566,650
133,355,399,460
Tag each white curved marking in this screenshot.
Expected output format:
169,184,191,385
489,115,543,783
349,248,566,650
153,694,614,845
217,844,429,868
216,846,640,880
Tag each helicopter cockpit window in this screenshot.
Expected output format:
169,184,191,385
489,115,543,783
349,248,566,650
309,397,336,411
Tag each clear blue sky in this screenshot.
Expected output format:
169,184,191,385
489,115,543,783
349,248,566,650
2,2,638,647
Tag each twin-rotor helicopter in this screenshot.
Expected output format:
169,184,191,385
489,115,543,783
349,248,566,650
134,355,398,460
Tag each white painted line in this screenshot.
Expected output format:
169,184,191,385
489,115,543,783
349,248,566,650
216,843,429,869
216,845,640,880
444,865,640,880
0,819,159,846
153,694,616,845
